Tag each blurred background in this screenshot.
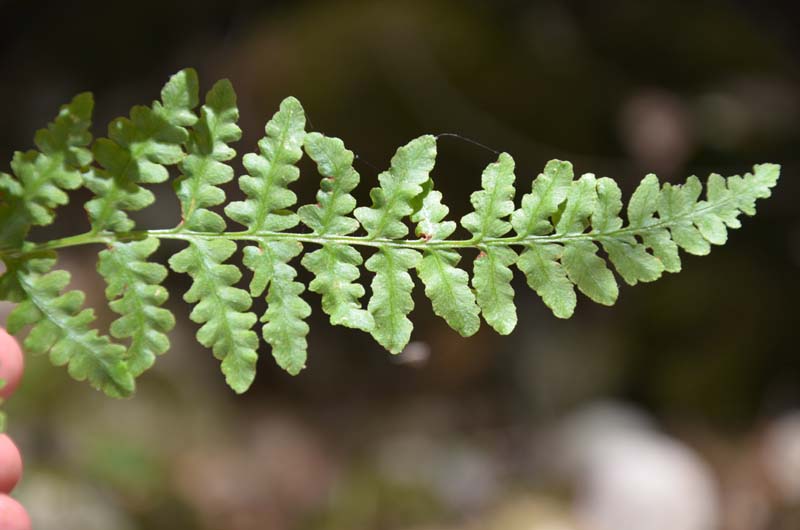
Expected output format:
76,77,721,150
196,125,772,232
1,0,799,529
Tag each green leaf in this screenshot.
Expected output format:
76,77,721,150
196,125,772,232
547,174,619,306
354,135,437,239
241,241,296,298
302,244,373,332
692,164,779,244
0,254,29,303
33,91,95,168
97,238,175,377
602,239,664,286
223,97,309,374
9,152,73,224
262,272,311,375
627,174,681,273
412,184,480,336
641,228,682,273
412,184,455,240
365,248,422,353
622,164,780,275
627,173,661,227
592,177,624,233
460,153,517,334
298,132,361,236
6,257,133,397
658,177,710,256
729,163,780,214
225,97,306,232
594,177,663,285
168,239,258,393
556,173,597,234
175,79,242,232
511,159,573,236
155,68,201,127
242,241,311,374
562,240,618,306
297,132,372,331
0,93,93,245
472,247,517,335
697,173,734,243
0,172,23,203
86,68,199,232
354,135,436,349
517,244,576,318
417,249,480,337
461,153,516,240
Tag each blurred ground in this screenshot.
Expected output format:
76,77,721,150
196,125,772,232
1,1,799,529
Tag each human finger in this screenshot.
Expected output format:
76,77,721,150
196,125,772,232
0,434,22,493
0,494,31,530
0,329,24,399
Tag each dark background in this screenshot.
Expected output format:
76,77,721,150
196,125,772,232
1,1,799,529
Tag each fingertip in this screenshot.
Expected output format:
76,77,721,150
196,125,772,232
0,435,23,493
0,494,31,530
0,329,24,399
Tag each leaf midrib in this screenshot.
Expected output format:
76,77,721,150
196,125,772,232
3,186,743,260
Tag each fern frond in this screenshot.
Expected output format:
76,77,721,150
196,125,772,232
97,238,175,377
461,153,518,334
516,243,576,319
627,174,682,273
299,132,361,236
0,94,134,396
355,136,437,352
168,239,258,393
85,69,198,232
594,177,663,285
166,78,255,389
558,174,619,306
227,96,310,376
243,241,310,374
0,69,782,398
88,69,200,383
354,135,436,239
299,133,373,332
6,257,133,397
413,183,481,337
365,247,422,353
302,244,373,332
0,93,93,246
512,160,578,317
510,162,780,318
225,96,306,232
174,79,241,233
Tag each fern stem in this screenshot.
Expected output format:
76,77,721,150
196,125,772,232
0,193,730,260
